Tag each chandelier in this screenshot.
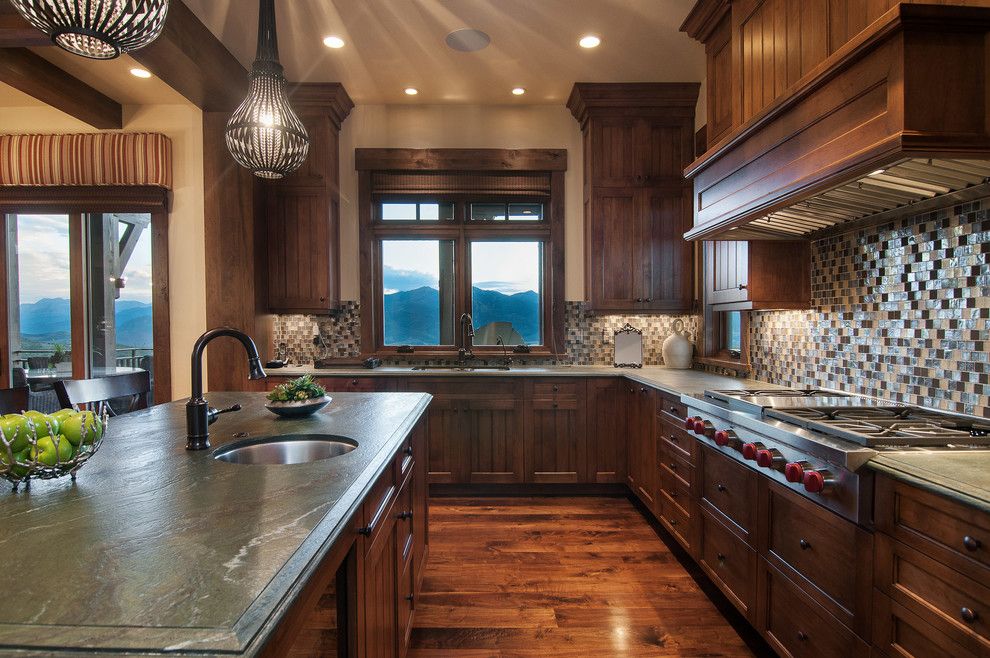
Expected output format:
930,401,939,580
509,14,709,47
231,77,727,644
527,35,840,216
10,0,169,60
224,0,308,180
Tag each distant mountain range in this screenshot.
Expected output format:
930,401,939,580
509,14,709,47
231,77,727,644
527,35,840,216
17,297,153,349
383,286,539,345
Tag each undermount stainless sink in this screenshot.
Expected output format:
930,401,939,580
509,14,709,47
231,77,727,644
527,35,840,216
213,434,357,465
410,365,510,372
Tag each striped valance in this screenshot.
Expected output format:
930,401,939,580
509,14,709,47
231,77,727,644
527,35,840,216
0,133,172,189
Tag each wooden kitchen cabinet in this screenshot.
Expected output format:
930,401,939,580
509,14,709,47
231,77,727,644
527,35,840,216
568,83,699,314
524,379,588,483
263,84,353,314
586,378,629,484
626,384,658,512
704,240,810,310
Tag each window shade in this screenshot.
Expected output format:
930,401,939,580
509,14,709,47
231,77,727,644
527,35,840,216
371,171,550,196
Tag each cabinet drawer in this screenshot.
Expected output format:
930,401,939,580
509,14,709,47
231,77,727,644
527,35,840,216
660,494,696,556
658,391,688,424
765,482,873,635
318,377,378,392
659,418,697,464
700,507,757,619
876,475,990,574
659,444,693,491
759,561,870,658
701,447,757,540
660,467,693,518
876,533,990,655
360,466,397,556
874,592,981,658
531,380,581,399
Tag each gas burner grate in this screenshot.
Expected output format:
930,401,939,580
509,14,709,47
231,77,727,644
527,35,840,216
765,405,990,447
710,388,854,399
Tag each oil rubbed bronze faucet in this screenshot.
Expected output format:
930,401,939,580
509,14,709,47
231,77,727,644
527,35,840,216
458,313,475,362
186,327,267,450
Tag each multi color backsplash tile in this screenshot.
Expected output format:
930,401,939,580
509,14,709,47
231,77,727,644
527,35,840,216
750,199,990,418
272,303,701,367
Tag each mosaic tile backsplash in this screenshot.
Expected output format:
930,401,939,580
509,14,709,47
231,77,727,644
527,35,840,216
750,199,990,418
271,303,701,367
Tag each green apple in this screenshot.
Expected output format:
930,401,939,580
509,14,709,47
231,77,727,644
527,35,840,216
0,414,34,453
23,410,59,440
0,447,31,477
29,435,73,466
51,409,75,423
61,411,103,446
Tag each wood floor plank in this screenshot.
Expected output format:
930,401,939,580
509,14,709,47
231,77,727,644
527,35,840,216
409,497,762,658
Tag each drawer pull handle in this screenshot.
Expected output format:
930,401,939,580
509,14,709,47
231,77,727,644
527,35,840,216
799,539,811,550
961,607,978,623
716,484,727,493
797,631,808,642
963,535,981,551
404,445,414,456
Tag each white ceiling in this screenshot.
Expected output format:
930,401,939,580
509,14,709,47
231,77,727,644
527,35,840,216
181,0,705,104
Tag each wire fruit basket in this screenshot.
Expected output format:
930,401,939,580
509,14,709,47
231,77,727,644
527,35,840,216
0,409,109,492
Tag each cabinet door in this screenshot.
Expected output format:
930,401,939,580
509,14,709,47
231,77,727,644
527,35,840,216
705,15,733,145
643,185,694,312
589,188,648,310
267,187,335,313
624,382,641,492
525,396,587,483
705,240,749,305
464,398,524,483
635,385,658,511
637,119,694,184
361,505,399,658
425,397,465,484
590,117,639,186
587,378,628,483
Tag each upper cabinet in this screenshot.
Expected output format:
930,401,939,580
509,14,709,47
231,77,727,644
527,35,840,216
263,84,353,314
704,240,810,310
681,0,990,241
568,83,700,314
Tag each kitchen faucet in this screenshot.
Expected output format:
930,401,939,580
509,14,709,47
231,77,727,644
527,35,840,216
186,327,267,450
458,313,475,362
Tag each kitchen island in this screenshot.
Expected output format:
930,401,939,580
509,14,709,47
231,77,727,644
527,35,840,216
0,391,431,656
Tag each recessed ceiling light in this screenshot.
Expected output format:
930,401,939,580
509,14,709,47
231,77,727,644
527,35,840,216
579,35,601,49
445,28,491,52
512,87,526,96
404,87,419,96
129,67,152,79
322,35,345,49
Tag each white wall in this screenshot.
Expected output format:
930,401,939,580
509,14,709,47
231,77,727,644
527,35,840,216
0,103,206,399
337,104,586,300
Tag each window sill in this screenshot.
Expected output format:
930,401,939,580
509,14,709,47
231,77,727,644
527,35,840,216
695,356,751,375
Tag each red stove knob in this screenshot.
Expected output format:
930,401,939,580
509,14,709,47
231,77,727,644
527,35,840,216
714,429,734,446
685,416,701,431
741,442,765,461
784,461,811,483
693,419,714,437
803,469,835,494
756,448,785,470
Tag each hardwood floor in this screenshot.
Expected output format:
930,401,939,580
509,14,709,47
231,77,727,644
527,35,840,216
409,497,768,657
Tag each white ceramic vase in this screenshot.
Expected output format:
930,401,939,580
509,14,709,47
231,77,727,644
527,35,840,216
662,319,693,369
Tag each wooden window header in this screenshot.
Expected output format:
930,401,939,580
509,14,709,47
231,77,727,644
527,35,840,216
356,148,567,173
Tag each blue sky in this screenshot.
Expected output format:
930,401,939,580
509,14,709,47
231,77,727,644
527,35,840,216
382,240,540,295
14,214,153,304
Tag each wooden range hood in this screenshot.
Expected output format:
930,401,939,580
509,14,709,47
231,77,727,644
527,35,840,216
684,3,990,241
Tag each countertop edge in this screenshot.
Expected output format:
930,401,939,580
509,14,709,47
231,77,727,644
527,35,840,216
235,393,433,657
866,457,990,514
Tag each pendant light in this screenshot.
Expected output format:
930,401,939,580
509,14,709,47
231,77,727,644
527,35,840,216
225,0,309,180
10,0,169,60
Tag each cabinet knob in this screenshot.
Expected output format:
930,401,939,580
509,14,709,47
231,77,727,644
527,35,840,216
716,483,727,493
963,535,981,551
669,519,678,526
737,284,747,290
405,594,414,602
797,631,808,642
552,385,559,392
351,379,358,385
320,296,326,302
716,553,726,563
645,298,653,303
669,462,676,470
404,445,414,456
961,607,978,623
553,403,558,409
636,297,643,303
398,510,413,520
799,539,811,550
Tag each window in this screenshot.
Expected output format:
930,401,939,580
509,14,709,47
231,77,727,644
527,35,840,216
381,239,455,346
725,311,742,355
470,241,542,346
380,201,454,222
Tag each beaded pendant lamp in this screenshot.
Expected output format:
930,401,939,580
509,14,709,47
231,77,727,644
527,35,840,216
10,0,169,60
224,0,309,180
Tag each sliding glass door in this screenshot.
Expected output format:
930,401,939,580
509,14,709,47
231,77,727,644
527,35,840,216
4,212,156,411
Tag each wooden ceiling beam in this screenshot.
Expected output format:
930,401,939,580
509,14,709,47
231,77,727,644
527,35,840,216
0,47,122,129
0,5,49,48
129,0,247,112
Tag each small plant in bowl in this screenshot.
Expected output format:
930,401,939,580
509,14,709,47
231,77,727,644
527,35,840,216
265,375,331,418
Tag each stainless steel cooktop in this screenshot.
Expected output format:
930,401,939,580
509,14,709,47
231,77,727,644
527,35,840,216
704,388,865,415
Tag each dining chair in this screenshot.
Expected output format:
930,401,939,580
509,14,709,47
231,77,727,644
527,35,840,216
0,387,29,415
54,371,151,416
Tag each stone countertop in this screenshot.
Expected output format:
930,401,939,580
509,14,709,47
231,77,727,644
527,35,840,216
868,451,990,513
271,364,780,398
0,392,431,656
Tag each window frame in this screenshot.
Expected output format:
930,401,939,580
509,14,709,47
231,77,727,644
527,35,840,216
357,149,566,358
0,186,171,401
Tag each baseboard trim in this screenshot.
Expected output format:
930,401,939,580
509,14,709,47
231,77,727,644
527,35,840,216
429,483,628,497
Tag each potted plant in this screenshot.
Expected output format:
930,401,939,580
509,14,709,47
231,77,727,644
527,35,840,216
265,375,331,418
